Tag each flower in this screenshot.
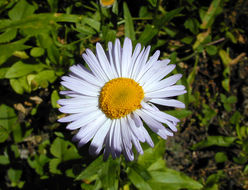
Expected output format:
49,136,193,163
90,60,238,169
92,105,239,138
100,0,115,7
57,38,186,161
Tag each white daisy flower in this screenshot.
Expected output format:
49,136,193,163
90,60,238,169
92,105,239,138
57,38,186,161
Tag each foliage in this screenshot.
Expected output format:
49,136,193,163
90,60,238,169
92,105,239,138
0,0,247,189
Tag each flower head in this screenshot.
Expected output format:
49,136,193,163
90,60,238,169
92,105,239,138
100,0,115,7
58,38,186,161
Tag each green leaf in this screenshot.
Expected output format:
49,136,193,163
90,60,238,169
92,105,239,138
0,104,18,143
30,47,45,57
192,136,236,150
147,0,157,7
200,0,222,29
5,61,47,79
184,18,199,34
83,17,100,32
49,158,62,174
76,156,104,180
7,168,22,184
165,110,192,120
0,38,31,65
8,0,36,21
99,158,120,190
50,137,81,161
230,111,241,125
155,8,183,28
28,154,50,175
215,152,228,163
123,2,135,41
0,28,17,43
206,45,218,55
127,167,152,190
138,24,158,45
0,155,10,165
148,169,203,190
138,139,166,168
31,70,57,89
51,90,60,108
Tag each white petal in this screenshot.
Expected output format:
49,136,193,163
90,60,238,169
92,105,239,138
136,50,160,82
131,132,144,154
145,89,187,99
75,115,107,147
66,110,102,130
114,39,122,77
130,47,145,79
58,112,84,123
111,119,122,157
83,51,108,82
145,74,182,92
57,97,97,106
128,43,141,78
59,104,97,114
121,38,132,77
96,42,115,79
89,118,111,155
141,64,176,88
127,114,145,142
133,46,151,81
61,81,99,97
149,98,185,108
69,64,103,87
136,109,173,139
120,117,132,149
107,42,118,78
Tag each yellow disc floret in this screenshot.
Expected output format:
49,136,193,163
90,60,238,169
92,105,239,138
99,78,144,119
100,0,115,7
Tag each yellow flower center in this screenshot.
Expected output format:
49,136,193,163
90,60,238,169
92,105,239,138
100,0,115,7
99,78,144,119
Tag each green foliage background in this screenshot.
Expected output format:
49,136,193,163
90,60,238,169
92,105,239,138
0,0,248,189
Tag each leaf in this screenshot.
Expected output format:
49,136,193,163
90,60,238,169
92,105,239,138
0,38,31,65
165,110,192,120
8,0,36,21
5,61,47,79
99,158,120,190
0,126,9,143
184,18,199,34
83,17,100,32
148,169,203,190
50,137,81,161
155,8,183,28
200,0,222,29
215,152,228,163
138,139,166,168
49,158,62,174
206,45,218,55
0,68,9,79
0,28,17,43
7,168,22,184
0,155,10,165
193,30,210,50
30,47,45,57
76,156,104,180
31,70,57,89
28,155,50,175
123,2,135,41
51,90,60,108
147,0,157,7
127,167,152,190
192,136,236,150
138,24,158,45
0,104,18,143
0,13,83,34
